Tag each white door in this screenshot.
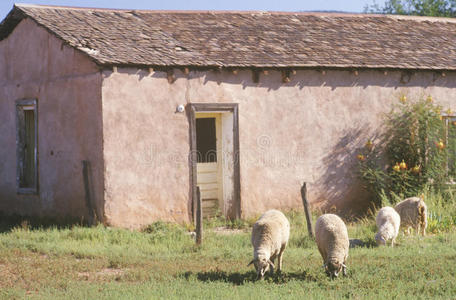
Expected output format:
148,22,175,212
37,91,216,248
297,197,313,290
196,113,222,218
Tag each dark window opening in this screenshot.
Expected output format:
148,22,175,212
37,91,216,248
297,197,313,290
16,100,38,193
196,118,217,163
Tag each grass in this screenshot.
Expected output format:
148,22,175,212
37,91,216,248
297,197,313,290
424,187,456,233
0,207,455,299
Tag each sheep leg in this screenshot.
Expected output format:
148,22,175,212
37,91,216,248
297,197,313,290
391,238,395,248
269,257,275,275
318,247,330,275
277,244,286,273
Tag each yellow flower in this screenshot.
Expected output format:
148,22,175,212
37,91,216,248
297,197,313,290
399,95,407,104
365,139,373,151
412,165,420,174
435,140,445,150
393,163,401,172
446,108,453,115
426,95,433,103
400,160,407,170
357,154,366,161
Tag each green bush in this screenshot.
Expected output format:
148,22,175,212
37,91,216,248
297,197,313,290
358,95,453,206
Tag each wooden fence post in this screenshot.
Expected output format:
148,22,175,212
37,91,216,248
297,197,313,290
196,186,203,245
82,160,97,226
301,182,314,237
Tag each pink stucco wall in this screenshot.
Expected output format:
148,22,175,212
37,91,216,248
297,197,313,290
101,69,190,227
0,18,104,220
102,67,456,227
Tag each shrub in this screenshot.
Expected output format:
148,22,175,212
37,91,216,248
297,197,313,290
358,95,452,206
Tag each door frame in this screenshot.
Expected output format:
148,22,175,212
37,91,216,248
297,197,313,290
188,103,240,222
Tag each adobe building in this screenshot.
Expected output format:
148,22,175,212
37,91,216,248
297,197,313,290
1,4,456,228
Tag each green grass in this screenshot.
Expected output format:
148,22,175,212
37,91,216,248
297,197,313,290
0,210,455,299
424,187,456,233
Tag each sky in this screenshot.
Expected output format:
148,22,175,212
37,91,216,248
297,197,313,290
0,0,386,21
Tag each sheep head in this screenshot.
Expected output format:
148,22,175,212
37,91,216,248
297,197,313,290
248,258,275,280
325,259,345,279
375,232,386,246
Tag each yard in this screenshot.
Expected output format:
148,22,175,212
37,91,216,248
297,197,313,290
1,202,456,299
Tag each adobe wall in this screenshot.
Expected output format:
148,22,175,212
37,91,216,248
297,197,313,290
4,19,455,229
0,18,104,220
102,67,456,228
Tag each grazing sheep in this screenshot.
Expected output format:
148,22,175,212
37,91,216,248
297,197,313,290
248,209,290,280
315,214,349,278
394,197,427,236
375,207,401,247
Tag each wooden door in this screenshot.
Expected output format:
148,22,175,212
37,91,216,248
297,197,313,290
196,113,222,218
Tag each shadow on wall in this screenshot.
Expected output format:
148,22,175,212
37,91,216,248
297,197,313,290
315,126,382,218
0,213,87,233
201,69,456,91
107,68,456,92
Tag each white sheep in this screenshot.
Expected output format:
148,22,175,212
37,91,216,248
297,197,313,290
375,207,401,247
248,209,290,280
315,214,349,278
394,197,428,236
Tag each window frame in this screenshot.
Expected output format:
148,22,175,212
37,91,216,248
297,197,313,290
16,99,38,194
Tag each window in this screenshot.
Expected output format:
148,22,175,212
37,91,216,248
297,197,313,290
443,115,456,179
16,99,38,193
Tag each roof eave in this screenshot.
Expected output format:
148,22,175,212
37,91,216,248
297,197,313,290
0,5,107,68
97,62,456,73
0,5,27,41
